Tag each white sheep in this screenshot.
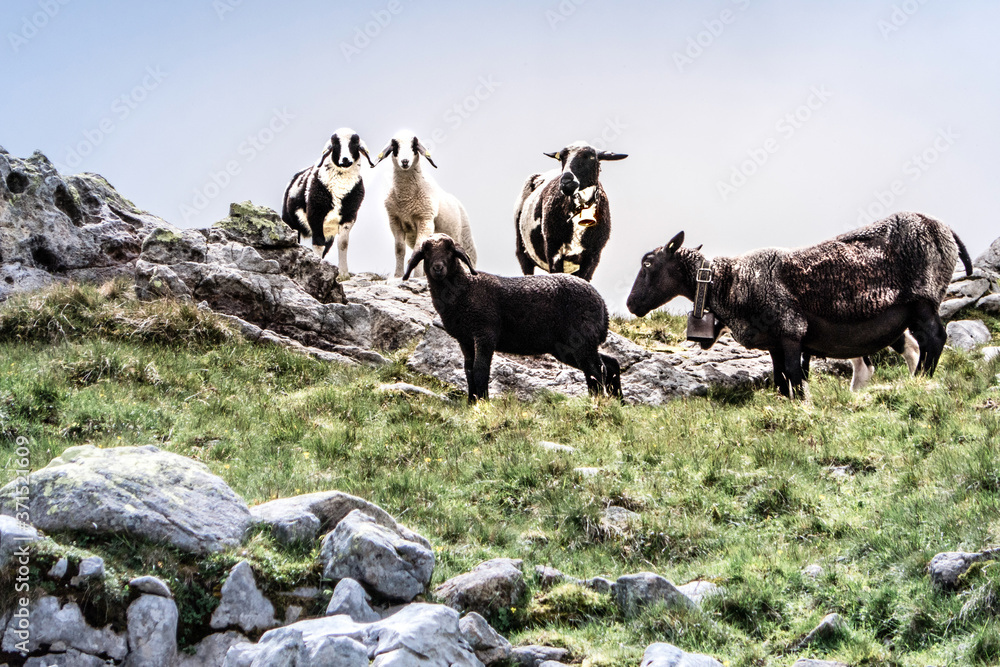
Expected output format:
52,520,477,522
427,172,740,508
373,131,477,278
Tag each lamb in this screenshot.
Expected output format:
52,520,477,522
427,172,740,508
402,234,622,402
514,141,627,281
374,131,477,278
281,128,374,275
626,212,973,398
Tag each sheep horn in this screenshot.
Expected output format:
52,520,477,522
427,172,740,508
402,248,425,281
455,245,477,275
543,151,562,160
358,141,375,168
597,151,628,161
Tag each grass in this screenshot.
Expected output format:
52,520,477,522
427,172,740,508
1,281,1000,665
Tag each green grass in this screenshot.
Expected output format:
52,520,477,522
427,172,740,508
2,282,1000,664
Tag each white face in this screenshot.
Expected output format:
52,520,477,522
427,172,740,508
393,133,420,170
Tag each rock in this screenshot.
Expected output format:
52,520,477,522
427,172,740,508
979,294,1000,314
214,201,299,250
940,296,978,319
0,595,127,659
599,506,639,535
71,555,104,586
801,612,847,645
23,649,109,666
676,580,722,606
538,662,570,667
946,277,991,300
125,594,178,667
177,631,249,667
573,467,601,478
129,575,172,598
377,382,450,401
584,576,614,594
0,514,39,570
321,509,435,603
48,557,68,579
791,660,849,667
0,445,252,555
641,643,723,666
976,237,1000,272
140,227,208,265
947,320,992,350
434,558,526,616
251,490,429,548
460,612,512,665
210,561,278,633
326,577,381,623
928,551,984,588
611,572,695,617
538,441,575,453
510,645,570,667
983,346,1000,362
803,564,824,579
534,565,573,589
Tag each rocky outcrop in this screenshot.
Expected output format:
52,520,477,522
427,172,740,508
434,558,527,616
941,244,1000,318
210,561,279,634
611,572,695,617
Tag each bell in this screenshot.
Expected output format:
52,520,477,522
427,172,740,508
686,311,716,342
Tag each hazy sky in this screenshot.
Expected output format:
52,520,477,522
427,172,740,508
3,1,998,314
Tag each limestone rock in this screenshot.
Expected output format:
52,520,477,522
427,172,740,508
48,556,68,579
434,558,526,616
584,576,614,594
611,572,695,616
177,631,249,667
24,649,109,666
947,320,992,350
677,580,722,606
71,555,105,586
979,294,1000,314
214,201,299,250
538,441,575,453
511,645,570,666
0,595,127,659
125,594,178,667
599,506,639,535
210,561,278,633
975,237,1000,272
326,577,381,623
641,643,724,667
0,514,39,570
928,550,984,588
803,564,824,579
129,575,172,598
940,296,978,319
0,445,252,555
321,509,435,602
459,612,512,665
801,612,847,645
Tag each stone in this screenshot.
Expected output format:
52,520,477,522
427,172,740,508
377,382,450,400
250,489,430,549
0,514,39,570
947,320,992,350
538,441,575,453
24,649,109,666
573,467,601,478
983,347,1000,362
676,580,722,606
0,445,252,555
326,577,381,623
803,564,824,579
48,557,68,579
538,662,570,667
940,296,977,320
214,201,299,250
599,506,639,535
611,572,695,616
801,612,847,645
946,277,991,300
140,227,208,265
71,555,105,586
534,565,573,589
211,561,278,633
641,642,724,667
0,595,127,659
125,594,178,667
975,237,1000,272
129,575,172,598
791,660,849,667
584,576,614,594
177,631,249,667
459,611,512,665
321,509,435,602
929,551,981,588
434,558,526,616
979,294,1000,314
510,645,570,667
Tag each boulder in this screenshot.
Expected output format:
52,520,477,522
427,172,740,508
928,550,983,588
975,237,1000,272
611,572,695,617
434,558,526,616
800,612,848,645
48,557,68,579
947,320,992,350
210,561,278,633
676,580,722,606
71,555,105,586
940,296,977,320
326,577,381,623
802,564,824,579
177,631,249,667
510,645,570,666
0,514,39,570
0,445,252,555
459,612,512,665
125,594,178,667
599,506,640,535
320,509,435,602
24,649,109,666
0,595,127,660
129,575,172,598
640,643,723,667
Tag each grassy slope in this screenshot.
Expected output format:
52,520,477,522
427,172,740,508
1,281,1000,665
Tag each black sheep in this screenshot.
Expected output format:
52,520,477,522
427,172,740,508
403,234,622,402
626,212,973,398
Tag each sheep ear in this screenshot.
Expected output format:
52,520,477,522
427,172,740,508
598,151,628,161
358,141,375,168
544,151,562,161
664,231,685,255
373,141,394,166
693,244,703,252
455,246,477,275
416,141,438,168
402,248,424,281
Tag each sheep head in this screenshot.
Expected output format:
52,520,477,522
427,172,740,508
626,231,692,317
318,128,374,169
374,131,437,169
403,234,477,281
544,141,627,198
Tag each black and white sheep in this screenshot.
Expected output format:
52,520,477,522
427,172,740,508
374,131,477,278
402,233,622,402
626,212,973,398
514,141,627,281
281,128,374,275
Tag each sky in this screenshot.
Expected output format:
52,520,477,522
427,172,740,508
3,0,999,315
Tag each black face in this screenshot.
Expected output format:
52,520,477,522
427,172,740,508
558,146,600,197
327,133,362,168
626,232,686,317
403,234,476,282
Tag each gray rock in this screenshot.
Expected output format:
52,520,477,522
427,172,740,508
510,645,569,667
584,576,614,594
791,660,849,667
177,631,249,667
214,201,299,250
599,506,639,535
223,642,262,667
803,564,824,579
975,237,1000,272
946,277,991,300
0,595,127,659
129,575,172,598
983,346,1000,362
538,441,575,453
0,445,252,555
71,555,104,586
940,296,978,319
611,572,695,617
534,565,573,589
929,551,982,588
979,294,1000,314
48,556,68,579
573,467,601,478
326,577,381,623
947,319,992,350
538,662,570,667
141,227,208,265
24,649,109,667
211,561,278,633
434,558,526,616
377,382,450,401
0,514,39,571
676,580,722,606
125,594,178,667
251,491,430,548
801,612,847,645
321,509,435,603
459,612,512,665
641,642,724,667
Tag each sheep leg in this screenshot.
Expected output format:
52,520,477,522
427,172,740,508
459,340,478,403
849,357,876,392
780,338,808,399
336,222,353,277
391,219,407,278
891,331,920,375
769,349,791,398
515,232,536,275
801,353,811,380
908,301,947,376
600,353,624,401
470,337,496,402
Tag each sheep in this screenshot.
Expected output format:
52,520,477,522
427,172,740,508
626,212,973,398
514,141,627,281
402,233,622,403
281,128,374,275
374,131,477,278
803,330,919,391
